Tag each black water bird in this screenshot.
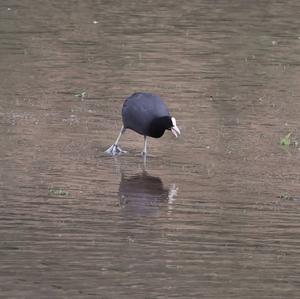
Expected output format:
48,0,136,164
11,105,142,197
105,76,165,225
105,92,180,156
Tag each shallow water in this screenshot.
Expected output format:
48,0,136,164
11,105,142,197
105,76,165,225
1,0,300,298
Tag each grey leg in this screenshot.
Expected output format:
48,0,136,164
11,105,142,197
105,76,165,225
141,136,147,156
105,126,127,155
114,126,125,145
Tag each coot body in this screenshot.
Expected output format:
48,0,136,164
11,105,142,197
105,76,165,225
105,92,180,156
122,92,170,138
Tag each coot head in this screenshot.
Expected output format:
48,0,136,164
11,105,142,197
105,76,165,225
148,116,180,138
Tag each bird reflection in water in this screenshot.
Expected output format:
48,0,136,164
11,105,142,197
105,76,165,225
118,171,178,216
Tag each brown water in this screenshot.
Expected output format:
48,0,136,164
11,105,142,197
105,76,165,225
1,0,300,298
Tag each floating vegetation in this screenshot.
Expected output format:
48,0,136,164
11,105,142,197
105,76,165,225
48,187,69,197
278,193,293,200
75,90,87,98
280,132,292,146
278,193,300,202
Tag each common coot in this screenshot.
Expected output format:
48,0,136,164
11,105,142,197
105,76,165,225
105,92,180,156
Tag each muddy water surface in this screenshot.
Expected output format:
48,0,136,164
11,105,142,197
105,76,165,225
1,0,300,298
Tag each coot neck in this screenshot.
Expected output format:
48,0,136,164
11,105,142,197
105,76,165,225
148,116,171,138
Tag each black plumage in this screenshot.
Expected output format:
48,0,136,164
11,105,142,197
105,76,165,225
122,92,171,138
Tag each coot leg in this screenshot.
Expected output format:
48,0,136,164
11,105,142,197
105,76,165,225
141,136,147,156
105,126,127,155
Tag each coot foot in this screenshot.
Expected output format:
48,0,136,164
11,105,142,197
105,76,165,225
105,144,127,156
